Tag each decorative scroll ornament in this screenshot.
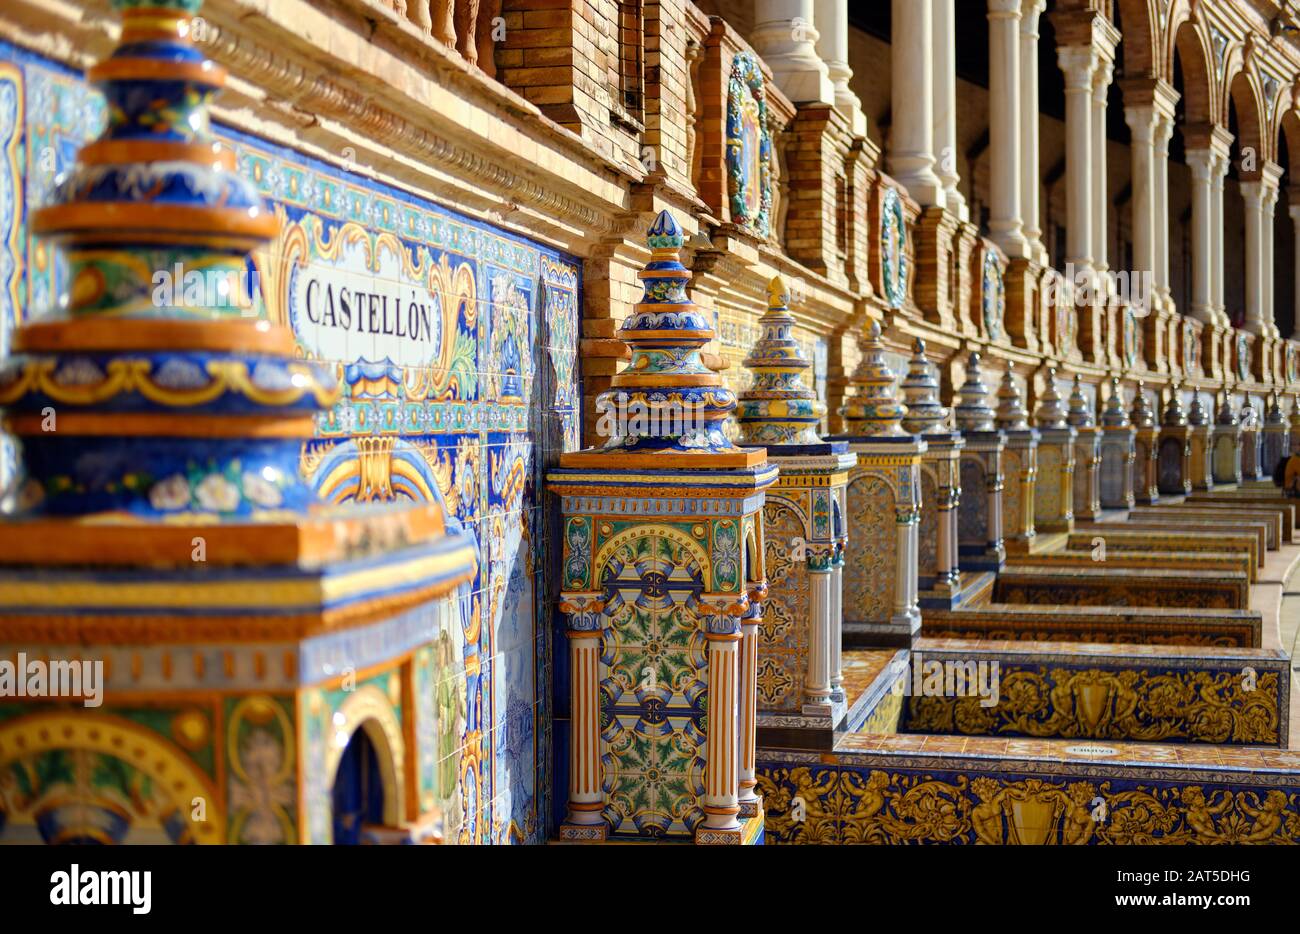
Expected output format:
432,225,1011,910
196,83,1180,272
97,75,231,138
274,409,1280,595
737,275,825,445
995,367,1029,431
954,352,995,432
1129,380,1156,429
592,209,756,462
1034,368,1068,429
900,338,948,435
841,321,906,436
726,52,773,237
981,251,1004,340
1100,378,1131,428
1067,373,1095,428
1162,384,1188,427
880,186,908,309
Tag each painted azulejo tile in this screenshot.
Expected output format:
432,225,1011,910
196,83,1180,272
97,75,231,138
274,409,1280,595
0,38,580,845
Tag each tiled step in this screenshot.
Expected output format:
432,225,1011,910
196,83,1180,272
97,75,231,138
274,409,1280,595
993,564,1250,610
919,602,1262,647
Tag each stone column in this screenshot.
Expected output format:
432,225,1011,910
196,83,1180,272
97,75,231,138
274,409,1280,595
559,595,607,839
830,543,845,702
1262,164,1283,338
1091,60,1113,276
752,0,834,104
888,0,943,206
804,567,834,708
700,618,741,834
815,0,866,134
1185,148,1216,322
1057,46,1096,274
1153,113,1174,310
1243,179,1267,334
988,0,1028,257
1124,103,1158,293
1212,151,1229,323
737,604,760,817
1291,198,1300,339
932,0,966,218
1020,0,1047,263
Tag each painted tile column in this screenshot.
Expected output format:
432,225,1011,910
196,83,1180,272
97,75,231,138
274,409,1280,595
995,366,1039,553
1212,394,1243,487
737,276,854,734
954,352,1006,572
1098,378,1136,509
1240,399,1265,482
0,0,478,847
1130,382,1160,506
549,211,775,844
835,322,925,647
1032,368,1076,534
1187,393,1216,492
903,339,965,608
1263,393,1290,476
1067,374,1102,520
1157,388,1193,496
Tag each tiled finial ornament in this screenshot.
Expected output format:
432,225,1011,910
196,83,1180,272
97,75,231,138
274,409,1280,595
1266,392,1285,425
995,366,1029,431
1216,392,1239,426
1100,377,1131,427
900,338,948,434
841,321,906,436
954,352,995,432
1188,392,1210,427
1067,373,1095,428
1034,368,1068,429
737,276,825,446
1162,384,1188,427
1129,380,1156,429
592,210,758,465
0,0,348,520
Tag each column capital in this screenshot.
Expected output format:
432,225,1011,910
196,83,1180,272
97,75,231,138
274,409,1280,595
1020,0,1046,23
988,0,1022,19
1056,44,1098,89
1185,146,1215,178
1182,122,1234,160
1123,103,1158,141
1092,60,1114,98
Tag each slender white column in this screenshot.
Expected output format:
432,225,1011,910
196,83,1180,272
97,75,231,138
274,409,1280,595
888,0,943,206
829,558,844,701
1291,199,1300,339
1243,179,1266,334
805,569,833,707
1091,61,1113,274
1262,166,1282,337
1057,46,1097,274
932,0,967,219
815,0,865,134
1212,152,1229,324
1186,149,1216,322
1020,0,1047,262
987,0,1028,257
1124,104,1157,292
565,630,605,829
752,0,834,104
701,628,741,832
737,610,759,811
1154,114,1173,307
